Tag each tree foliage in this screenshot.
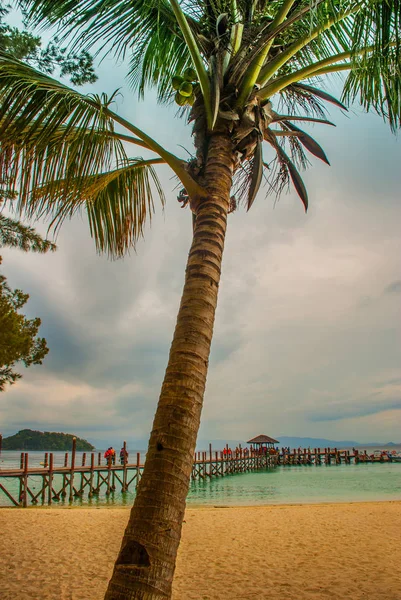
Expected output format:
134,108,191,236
0,258,49,390
2,428,95,450
0,201,55,392
0,213,56,252
0,0,96,84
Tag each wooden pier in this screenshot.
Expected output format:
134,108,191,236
191,444,277,480
0,439,144,508
275,446,395,466
0,440,278,508
0,441,395,508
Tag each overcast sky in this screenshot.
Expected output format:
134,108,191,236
1,50,400,447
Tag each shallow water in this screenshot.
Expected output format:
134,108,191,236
187,461,401,505
1,450,400,507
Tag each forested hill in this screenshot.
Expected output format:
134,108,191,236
2,429,95,451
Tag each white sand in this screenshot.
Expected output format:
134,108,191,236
0,501,400,599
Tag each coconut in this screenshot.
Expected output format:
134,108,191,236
172,75,184,90
174,91,188,106
183,67,197,82
187,93,196,106
179,81,193,97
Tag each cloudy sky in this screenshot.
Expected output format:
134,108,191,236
1,46,400,447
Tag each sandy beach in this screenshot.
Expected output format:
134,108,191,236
0,501,400,600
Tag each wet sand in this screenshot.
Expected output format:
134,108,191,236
0,501,400,599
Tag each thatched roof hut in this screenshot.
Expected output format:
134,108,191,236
247,434,279,448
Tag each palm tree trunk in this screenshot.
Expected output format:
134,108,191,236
105,133,235,600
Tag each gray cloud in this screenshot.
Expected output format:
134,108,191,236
309,399,401,422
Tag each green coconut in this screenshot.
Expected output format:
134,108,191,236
187,93,196,106
179,81,193,97
172,75,184,90
174,91,188,106
183,67,197,82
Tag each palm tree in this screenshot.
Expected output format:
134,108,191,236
0,1,399,597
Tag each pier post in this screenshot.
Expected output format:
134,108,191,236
48,453,54,505
136,452,141,488
106,456,111,496
79,452,87,496
88,453,95,498
22,453,28,507
0,432,2,453
69,437,76,502
95,453,101,493
41,453,48,505
61,452,68,498
122,441,128,492
209,443,212,463
18,453,24,502
106,455,112,495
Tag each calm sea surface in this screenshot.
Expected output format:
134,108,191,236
0,448,400,507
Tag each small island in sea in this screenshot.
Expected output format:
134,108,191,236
2,429,95,451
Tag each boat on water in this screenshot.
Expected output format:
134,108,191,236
370,450,401,462
388,451,401,462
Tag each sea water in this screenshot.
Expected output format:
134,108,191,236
187,461,401,505
0,450,400,507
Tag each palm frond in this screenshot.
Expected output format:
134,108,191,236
344,0,401,131
254,1,401,129
263,128,308,211
19,0,201,101
32,159,165,257
0,54,169,256
270,114,335,127
19,0,180,56
283,122,330,165
0,52,128,207
246,137,263,211
291,83,347,111
277,85,328,120
169,0,213,129
130,34,191,103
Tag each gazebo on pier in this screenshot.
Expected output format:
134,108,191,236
247,434,280,454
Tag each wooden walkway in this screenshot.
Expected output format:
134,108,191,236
0,441,277,508
0,442,394,508
275,447,392,466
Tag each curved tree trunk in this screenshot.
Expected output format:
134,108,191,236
105,133,235,600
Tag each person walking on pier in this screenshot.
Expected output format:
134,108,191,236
120,447,129,465
104,447,116,465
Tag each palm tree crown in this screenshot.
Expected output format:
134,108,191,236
0,0,399,255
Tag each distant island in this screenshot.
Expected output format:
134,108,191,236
2,429,95,451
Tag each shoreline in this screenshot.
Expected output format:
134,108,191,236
1,500,400,599
1,497,400,509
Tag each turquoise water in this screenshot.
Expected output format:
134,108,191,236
0,453,400,507
187,462,401,505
